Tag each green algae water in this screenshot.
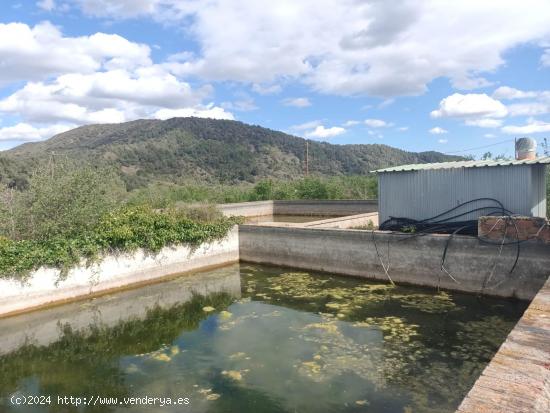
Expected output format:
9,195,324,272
0,264,527,413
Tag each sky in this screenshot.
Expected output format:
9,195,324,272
0,1,550,157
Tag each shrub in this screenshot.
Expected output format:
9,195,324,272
0,206,239,280
0,159,125,240
252,179,274,201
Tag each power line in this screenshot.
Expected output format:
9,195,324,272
443,139,516,155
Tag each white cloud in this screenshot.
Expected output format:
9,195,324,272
74,0,550,97
0,22,151,85
154,104,234,120
364,118,390,128
429,127,448,134
541,49,550,67
0,122,73,142
221,93,258,112
290,120,345,139
397,126,409,131
282,97,311,108
501,119,550,134
221,100,257,112
492,86,538,100
0,68,212,125
77,0,160,18
37,0,55,11
451,76,493,90
484,133,497,138
490,87,550,116
305,125,346,139
438,138,448,144
378,99,395,108
464,118,503,128
252,83,282,95
507,102,550,116
0,20,238,144
289,120,322,132
343,120,360,127
431,93,508,119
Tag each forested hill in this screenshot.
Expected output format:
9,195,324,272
0,117,461,189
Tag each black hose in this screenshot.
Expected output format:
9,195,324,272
377,198,523,278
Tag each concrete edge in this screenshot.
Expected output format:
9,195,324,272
0,227,239,318
456,276,550,413
238,225,550,300
218,199,378,218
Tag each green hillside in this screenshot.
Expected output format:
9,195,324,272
0,117,461,190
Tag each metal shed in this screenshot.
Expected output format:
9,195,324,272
373,157,550,224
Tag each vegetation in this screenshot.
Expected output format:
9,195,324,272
0,205,239,280
127,175,378,208
0,159,125,241
0,293,233,405
0,117,461,190
0,160,239,280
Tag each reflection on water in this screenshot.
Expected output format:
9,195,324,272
244,215,341,224
0,264,527,413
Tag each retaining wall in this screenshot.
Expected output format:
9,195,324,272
219,199,378,218
256,212,379,229
0,227,239,318
239,225,550,300
272,200,378,216
219,200,274,217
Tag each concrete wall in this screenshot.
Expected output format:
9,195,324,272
255,213,379,229
219,200,274,217
273,200,378,216
219,199,378,218
0,265,241,355
0,227,239,317
304,212,379,229
239,225,550,300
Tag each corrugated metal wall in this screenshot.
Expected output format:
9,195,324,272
378,164,547,223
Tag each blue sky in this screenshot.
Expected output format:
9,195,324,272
1,0,550,157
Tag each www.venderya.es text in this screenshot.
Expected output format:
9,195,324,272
9,394,190,407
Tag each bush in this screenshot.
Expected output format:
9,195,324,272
0,206,239,280
252,180,274,201
0,159,125,240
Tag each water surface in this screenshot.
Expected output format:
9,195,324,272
0,264,527,413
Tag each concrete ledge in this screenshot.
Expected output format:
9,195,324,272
303,212,378,229
457,277,550,413
219,200,274,217
252,212,379,229
239,225,550,300
0,227,239,318
219,199,378,218
273,199,377,216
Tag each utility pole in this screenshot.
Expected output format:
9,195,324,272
543,138,549,156
305,140,309,176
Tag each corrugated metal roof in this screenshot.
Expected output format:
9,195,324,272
371,156,550,173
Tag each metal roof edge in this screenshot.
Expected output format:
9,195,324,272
371,156,550,173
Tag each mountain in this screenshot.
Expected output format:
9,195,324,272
0,117,462,190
